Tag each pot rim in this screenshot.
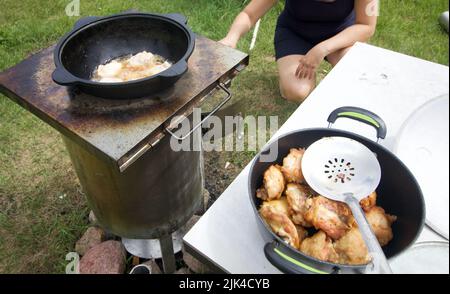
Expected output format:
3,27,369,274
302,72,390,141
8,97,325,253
248,127,426,271
53,12,196,87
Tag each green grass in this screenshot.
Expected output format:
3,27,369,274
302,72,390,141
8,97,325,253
0,0,448,273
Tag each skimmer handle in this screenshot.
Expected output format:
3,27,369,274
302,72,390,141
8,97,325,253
345,195,393,274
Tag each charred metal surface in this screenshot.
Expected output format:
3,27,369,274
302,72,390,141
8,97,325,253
0,36,249,168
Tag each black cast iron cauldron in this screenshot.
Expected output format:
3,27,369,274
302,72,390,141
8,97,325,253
248,107,425,274
52,12,195,99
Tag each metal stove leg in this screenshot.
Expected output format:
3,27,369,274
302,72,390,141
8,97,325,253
159,233,176,274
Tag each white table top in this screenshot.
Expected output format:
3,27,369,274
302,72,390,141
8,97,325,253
183,42,450,274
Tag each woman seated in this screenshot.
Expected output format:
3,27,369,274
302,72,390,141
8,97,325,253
220,0,379,102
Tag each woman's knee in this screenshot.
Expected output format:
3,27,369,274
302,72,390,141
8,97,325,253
280,81,313,102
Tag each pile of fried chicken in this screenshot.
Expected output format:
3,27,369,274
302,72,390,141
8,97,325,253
257,148,397,265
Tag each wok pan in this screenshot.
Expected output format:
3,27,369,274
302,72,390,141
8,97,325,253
248,107,425,274
52,12,195,99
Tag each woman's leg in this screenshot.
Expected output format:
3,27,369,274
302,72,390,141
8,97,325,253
277,55,316,102
277,46,352,102
326,46,352,66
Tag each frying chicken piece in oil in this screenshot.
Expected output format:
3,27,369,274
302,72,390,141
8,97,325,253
304,196,352,240
281,148,306,184
360,191,377,212
300,231,339,263
334,227,371,265
366,206,397,246
262,165,285,201
285,183,314,227
259,197,300,249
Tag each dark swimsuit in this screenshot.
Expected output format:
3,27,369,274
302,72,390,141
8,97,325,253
275,0,356,60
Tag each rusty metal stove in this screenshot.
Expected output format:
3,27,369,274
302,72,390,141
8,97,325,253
0,36,249,273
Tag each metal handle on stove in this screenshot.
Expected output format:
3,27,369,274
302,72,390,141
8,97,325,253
165,83,232,141
118,83,231,173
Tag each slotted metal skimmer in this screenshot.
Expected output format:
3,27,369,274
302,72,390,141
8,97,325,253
302,137,381,199
302,136,393,274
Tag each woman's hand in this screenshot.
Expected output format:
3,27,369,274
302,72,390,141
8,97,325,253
220,0,278,50
295,45,328,80
219,37,238,49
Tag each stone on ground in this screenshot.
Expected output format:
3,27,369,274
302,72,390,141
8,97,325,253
75,226,106,256
88,210,98,225
175,267,191,274
79,240,126,274
143,259,162,274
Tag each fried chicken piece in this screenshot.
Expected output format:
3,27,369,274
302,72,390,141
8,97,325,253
259,197,300,249
263,165,285,200
300,231,339,263
296,225,308,245
360,191,377,212
304,196,352,240
256,187,269,201
285,183,314,227
261,197,290,215
281,148,305,183
366,206,397,246
334,227,371,265
335,206,396,264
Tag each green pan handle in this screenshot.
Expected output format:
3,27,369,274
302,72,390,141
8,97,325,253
264,242,339,274
327,107,387,140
